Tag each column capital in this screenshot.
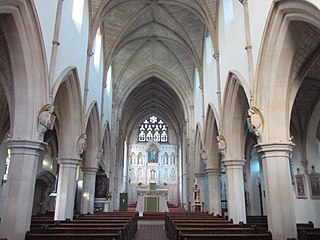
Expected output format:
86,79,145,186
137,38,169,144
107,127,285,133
6,139,47,155
255,141,294,159
239,0,248,6
213,53,219,60
195,172,206,179
57,157,81,167
223,159,246,168
205,167,221,175
81,166,99,173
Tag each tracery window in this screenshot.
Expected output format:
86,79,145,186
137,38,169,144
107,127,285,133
138,116,168,142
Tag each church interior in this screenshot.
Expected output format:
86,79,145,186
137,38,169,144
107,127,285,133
1,0,320,239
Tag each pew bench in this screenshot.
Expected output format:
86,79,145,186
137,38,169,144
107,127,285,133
175,227,256,240
167,223,245,240
178,232,273,240
25,231,122,240
298,228,320,240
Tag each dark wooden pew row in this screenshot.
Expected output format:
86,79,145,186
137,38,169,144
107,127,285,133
165,212,238,240
245,216,268,233
28,212,138,240
51,222,130,240
25,231,122,240
178,232,273,240
300,232,320,240
168,224,247,240
297,221,314,229
175,227,256,240
165,212,229,238
298,228,320,240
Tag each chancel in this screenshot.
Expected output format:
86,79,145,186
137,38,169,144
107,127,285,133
0,1,320,240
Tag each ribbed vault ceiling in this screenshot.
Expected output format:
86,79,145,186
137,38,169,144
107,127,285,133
120,77,184,138
90,0,217,136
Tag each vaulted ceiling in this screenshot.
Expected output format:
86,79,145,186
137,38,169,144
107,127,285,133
89,0,218,136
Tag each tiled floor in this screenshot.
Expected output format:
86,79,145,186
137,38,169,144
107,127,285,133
134,220,167,240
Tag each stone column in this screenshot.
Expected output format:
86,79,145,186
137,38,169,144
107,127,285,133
54,157,81,220
223,159,246,223
255,142,297,240
80,166,98,214
0,139,47,240
206,168,221,215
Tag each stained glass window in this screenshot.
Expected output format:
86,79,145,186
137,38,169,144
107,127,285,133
138,116,168,142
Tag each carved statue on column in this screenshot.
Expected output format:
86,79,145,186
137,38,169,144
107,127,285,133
200,149,207,163
37,104,56,134
96,147,104,168
217,135,227,154
77,133,87,157
247,107,264,137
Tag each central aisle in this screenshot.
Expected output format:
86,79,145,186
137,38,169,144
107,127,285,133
135,220,167,240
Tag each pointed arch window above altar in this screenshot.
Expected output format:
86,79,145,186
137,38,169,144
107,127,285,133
138,116,168,143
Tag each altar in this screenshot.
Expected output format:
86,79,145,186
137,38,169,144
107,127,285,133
136,187,169,212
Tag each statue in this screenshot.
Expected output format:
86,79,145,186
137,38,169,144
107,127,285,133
96,147,104,168
96,147,104,161
77,133,87,156
217,135,227,154
247,107,264,137
193,184,200,202
200,149,207,162
38,104,56,134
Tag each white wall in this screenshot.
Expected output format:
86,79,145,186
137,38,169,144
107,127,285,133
193,69,202,127
102,66,113,125
203,36,219,120
53,0,89,93
219,0,248,99
34,0,58,69
248,0,273,74
292,99,320,227
87,30,104,117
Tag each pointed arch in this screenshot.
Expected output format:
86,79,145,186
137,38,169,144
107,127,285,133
102,121,112,172
221,72,250,159
203,103,220,168
83,101,100,167
255,0,320,141
0,1,48,139
52,67,83,157
194,123,204,173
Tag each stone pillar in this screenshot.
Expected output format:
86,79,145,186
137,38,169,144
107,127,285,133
223,159,246,223
206,168,221,215
0,139,47,240
54,157,81,220
80,166,98,214
255,142,297,240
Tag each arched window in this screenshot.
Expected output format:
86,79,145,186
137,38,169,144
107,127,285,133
170,153,175,165
138,115,168,143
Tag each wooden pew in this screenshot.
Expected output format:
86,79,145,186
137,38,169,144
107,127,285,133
297,221,314,229
246,216,268,233
28,212,138,240
25,231,122,240
176,227,256,240
178,232,273,240
298,228,320,240
165,212,233,239
170,224,244,240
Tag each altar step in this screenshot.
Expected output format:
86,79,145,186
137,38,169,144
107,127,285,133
167,203,186,212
